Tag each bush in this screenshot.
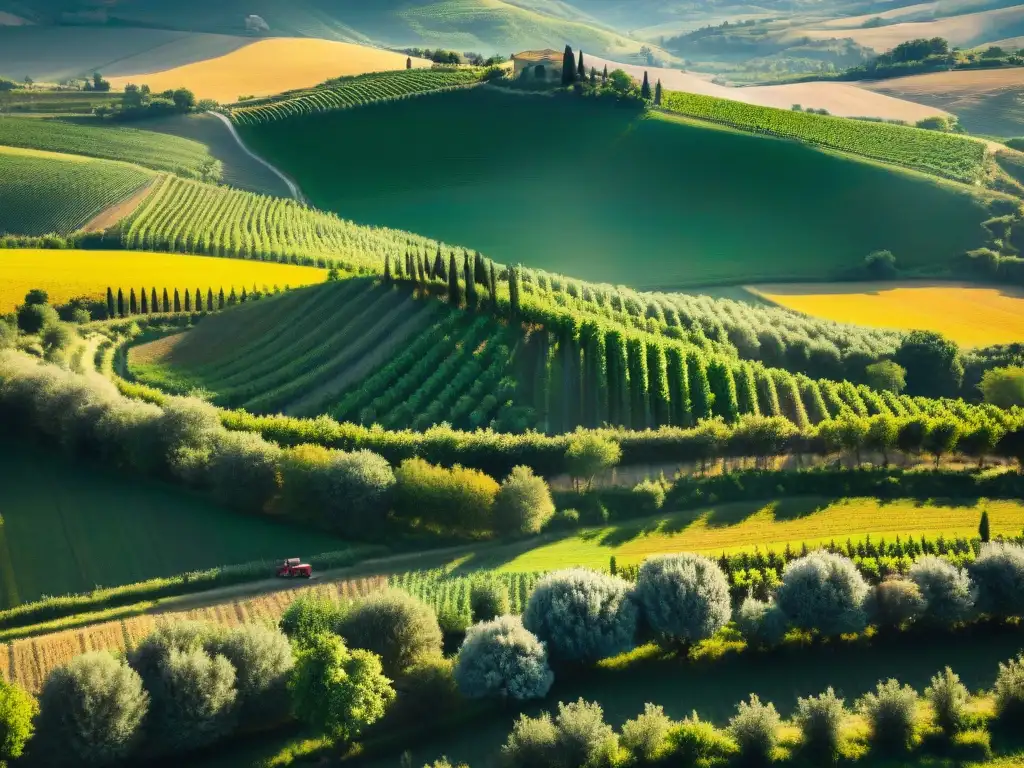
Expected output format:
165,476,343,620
279,591,345,647
620,703,672,763
634,554,731,646
734,597,789,648
795,688,846,762
16,302,58,334
729,694,780,765
552,698,618,768
865,578,925,630
775,552,869,637
210,623,294,725
288,632,394,741
394,457,498,534
387,657,460,727
665,712,738,765
470,580,510,623
454,615,553,701
523,568,637,665
565,433,621,489
970,542,1024,619
157,647,238,752
493,465,555,534
856,678,919,753
924,667,969,736
994,653,1024,726
909,556,975,625
206,430,281,514
502,712,558,767
632,478,666,516
0,679,37,765
338,589,443,677
34,651,147,766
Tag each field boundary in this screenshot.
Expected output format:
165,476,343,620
206,111,304,202
82,175,159,232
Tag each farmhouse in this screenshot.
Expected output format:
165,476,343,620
512,48,563,80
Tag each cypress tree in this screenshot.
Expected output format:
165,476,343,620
686,350,713,422
647,342,670,428
736,363,760,417
195,288,202,310
241,287,248,303
561,45,576,86
407,56,412,69
474,251,487,285
384,253,392,284
488,263,498,312
129,289,137,315
577,50,585,79
116,288,124,317
464,251,477,309
666,347,690,426
423,251,431,280
626,338,650,430
162,288,169,313
754,366,781,416
184,289,191,311
416,254,425,284
590,67,597,85
405,251,413,278
433,246,446,280
151,287,158,314
207,288,214,311
173,289,181,312
979,509,991,543
605,329,630,427
140,288,148,314
654,79,663,105
602,64,608,82
106,287,114,319
509,266,520,319
707,359,739,423
448,253,461,306
218,288,225,309
228,287,238,305
641,71,652,100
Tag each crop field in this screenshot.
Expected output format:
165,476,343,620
0,442,352,609
491,497,1024,572
117,174,432,271
129,280,535,424
659,89,989,184
748,282,1024,347
107,38,429,103
0,116,218,178
0,90,121,116
0,576,385,692
238,87,993,289
0,146,152,236
863,68,1024,138
0,249,326,312
229,67,487,124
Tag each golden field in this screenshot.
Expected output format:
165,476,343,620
0,576,385,693
0,249,326,312
747,281,1024,347
108,38,431,103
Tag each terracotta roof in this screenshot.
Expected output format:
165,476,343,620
513,49,563,62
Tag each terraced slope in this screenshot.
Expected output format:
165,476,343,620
0,146,153,236
0,116,219,180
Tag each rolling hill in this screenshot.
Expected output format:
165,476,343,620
236,86,996,289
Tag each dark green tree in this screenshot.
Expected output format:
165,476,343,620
464,252,477,309
207,288,214,311
151,287,158,314
384,253,392,284
106,287,114,318
488,263,498,311
602,64,608,82
666,347,691,426
228,287,238,305
509,266,520,319
474,251,487,285
577,50,585,79
240,287,248,303
589,67,597,85
687,350,713,422
561,45,576,86
406,57,412,69
894,331,964,398
641,71,652,100
140,288,149,314
117,288,124,317
184,288,191,312
173,289,181,312
218,287,225,309
979,509,991,543
448,253,461,306
707,359,740,423
129,288,137,315
654,79,663,105
433,246,446,280
195,288,202,310
162,288,170,312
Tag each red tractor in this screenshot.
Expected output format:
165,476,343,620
276,558,312,579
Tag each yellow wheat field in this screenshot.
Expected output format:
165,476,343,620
0,249,326,312
108,38,432,103
0,576,385,693
748,282,1024,347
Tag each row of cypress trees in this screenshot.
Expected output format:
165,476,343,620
103,286,248,318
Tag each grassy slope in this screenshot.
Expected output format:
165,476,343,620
0,145,152,236
0,116,217,178
0,442,349,608
239,88,992,289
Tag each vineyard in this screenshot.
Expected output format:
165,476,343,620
0,249,326,313
229,67,489,125
659,90,989,184
117,174,436,272
0,146,152,236
0,116,220,180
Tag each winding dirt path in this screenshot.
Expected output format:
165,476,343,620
81,177,158,233
206,111,305,202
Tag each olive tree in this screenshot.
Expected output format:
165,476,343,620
34,652,147,766
775,552,869,637
565,433,621,490
734,597,789,648
454,615,553,701
523,568,637,664
0,679,36,766
157,647,238,752
493,465,555,535
908,556,975,625
970,542,1024,619
206,430,281,513
211,624,294,725
634,554,731,646
865,579,925,631
470,580,510,623
337,590,443,677
856,679,919,753
795,688,847,762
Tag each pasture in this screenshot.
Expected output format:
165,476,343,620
0,116,218,178
486,497,1024,572
238,88,993,289
0,442,351,609
0,145,152,236
0,249,326,312
748,281,1024,347
107,38,430,103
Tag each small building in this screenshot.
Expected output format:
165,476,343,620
512,49,563,81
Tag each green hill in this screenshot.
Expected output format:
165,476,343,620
236,87,996,289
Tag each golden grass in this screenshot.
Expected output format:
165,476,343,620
108,38,432,103
0,249,326,313
498,497,1024,572
747,281,1024,347
1,576,385,693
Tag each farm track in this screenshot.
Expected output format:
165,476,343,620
82,176,158,233
207,111,304,202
